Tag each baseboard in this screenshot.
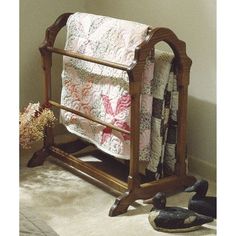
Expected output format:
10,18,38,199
187,155,216,181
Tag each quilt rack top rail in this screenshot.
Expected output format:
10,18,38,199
40,12,191,86
47,46,132,71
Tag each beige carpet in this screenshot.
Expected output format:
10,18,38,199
20,136,216,236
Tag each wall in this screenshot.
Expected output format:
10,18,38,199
20,0,85,110
20,0,86,135
20,0,216,180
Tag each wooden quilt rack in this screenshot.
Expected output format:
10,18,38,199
28,13,196,216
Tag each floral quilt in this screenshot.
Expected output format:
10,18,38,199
60,13,177,178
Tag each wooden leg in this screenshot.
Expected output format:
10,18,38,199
27,126,53,167
109,191,135,217
109,175,140,216
110,84,142,217
109,174,196,216
27,148,49,167
181,175,196,188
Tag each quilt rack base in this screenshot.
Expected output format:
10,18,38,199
28,137,196,216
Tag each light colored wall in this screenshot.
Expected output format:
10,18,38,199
20,0,216,179
20,0,85,110
20,0,86,135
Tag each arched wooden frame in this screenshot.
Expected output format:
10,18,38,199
28,13,196,216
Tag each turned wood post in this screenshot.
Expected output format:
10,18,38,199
39,45,54,147
38,13,73,147
127,65,144,191
174,55,192,177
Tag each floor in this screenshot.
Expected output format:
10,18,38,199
20,134,216,236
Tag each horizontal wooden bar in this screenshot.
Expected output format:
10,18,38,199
140,175,179,189
137,175,196,200
49,146,128,193
47,46,131,71
49,100,131,135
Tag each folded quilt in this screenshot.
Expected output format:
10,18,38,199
60,12,177,178
147,51,177,178
60,12,152,159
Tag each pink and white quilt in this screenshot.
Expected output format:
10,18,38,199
60,12,152,159
60,13,177,177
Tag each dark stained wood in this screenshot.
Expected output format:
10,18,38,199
109,190,135,216
138,175,197,199
47,46,131,71
27,148,49,167
127,70,142,192
49,146,128,193
28,13,196,216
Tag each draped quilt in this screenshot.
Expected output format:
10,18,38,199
60,13,178,179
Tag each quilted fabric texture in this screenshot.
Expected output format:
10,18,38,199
147,51,177,177
60,12,177,177
60,12,152,160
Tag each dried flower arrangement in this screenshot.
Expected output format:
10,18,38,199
20,102,56,149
